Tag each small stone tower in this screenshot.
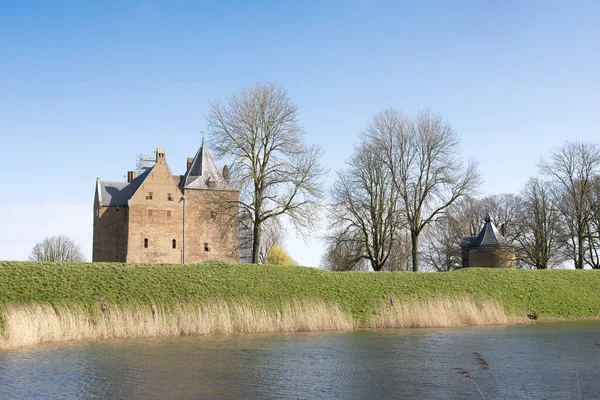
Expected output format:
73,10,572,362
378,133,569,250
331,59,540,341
461,214,516,268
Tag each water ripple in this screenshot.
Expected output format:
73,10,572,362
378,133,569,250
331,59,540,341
0,322,599,399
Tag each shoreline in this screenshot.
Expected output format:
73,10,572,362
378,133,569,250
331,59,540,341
1,296,528,350
1,261,600,349
3,301,599,350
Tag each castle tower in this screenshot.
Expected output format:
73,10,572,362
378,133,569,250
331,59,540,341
461,214,516,268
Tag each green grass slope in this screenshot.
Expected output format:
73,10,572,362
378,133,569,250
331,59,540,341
1,261,599,322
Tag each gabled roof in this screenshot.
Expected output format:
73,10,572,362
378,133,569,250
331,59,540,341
97,167,153,206
469,214,508,247
183,140,236,191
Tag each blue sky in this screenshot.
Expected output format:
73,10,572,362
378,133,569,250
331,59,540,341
1,1,599,266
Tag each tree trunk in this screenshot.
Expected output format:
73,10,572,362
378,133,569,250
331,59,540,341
252,218,262,264
577,234,585,269
411,232,419,272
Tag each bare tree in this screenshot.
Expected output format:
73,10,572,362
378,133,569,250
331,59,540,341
29,235,86,262
321,231,370,271
422,196,480,272
207,83,326,264
514,178,564,269
372,109,481,271
540,141,600,269
326,131,404,271
422,194,524,271
479,194,523,242
259,217,284,264
422,217,462,272
584,177,600,269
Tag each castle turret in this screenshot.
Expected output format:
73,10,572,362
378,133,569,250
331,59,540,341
461,214,516,268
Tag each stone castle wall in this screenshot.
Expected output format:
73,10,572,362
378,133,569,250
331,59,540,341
125,162,184,264
466,246,516,268
183,189,239,264
93,205,128,262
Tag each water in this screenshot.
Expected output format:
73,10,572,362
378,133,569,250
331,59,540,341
1,322,599,399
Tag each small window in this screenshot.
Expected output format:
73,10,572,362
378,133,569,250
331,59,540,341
204,243,210,252
148,209,153,216
172,239,177,249
210,211,216,219
146,192,153,200
167,193,173,201
166,210,172,217
144,238,148,248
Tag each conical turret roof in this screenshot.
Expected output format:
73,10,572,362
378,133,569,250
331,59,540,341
470,214,508,247
183,139,236,191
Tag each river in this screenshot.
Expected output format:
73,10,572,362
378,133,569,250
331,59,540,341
1,322,599,399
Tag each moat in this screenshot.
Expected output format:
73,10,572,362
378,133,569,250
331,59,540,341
1,322,599,399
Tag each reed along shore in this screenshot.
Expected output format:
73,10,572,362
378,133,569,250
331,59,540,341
1,261,599,348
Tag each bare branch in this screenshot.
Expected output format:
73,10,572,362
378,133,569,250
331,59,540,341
207,83,326,263
29,235,86,262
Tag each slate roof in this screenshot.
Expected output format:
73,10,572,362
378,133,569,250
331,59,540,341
97,167,153,206
183,141,236,191
96,143,236,207
172,174,185,188
467,214,509,247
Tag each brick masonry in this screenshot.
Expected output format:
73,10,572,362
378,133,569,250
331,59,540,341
93,148,239,264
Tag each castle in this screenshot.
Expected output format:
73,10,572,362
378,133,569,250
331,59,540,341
461,214,516,268
93,142,240,264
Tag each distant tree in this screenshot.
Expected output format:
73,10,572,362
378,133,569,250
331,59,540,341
422,196,480,272
29,235,86,262
326,128,404,271
583,177,600,269
371,109,481,271
514,178,565,269
266,246,296,266
540,141,600,269
207,83,326,264
479,194,523,243
321,232,370,271
257,217,284,264
423,193,524,271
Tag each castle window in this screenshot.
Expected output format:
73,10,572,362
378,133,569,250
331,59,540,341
172,239,177,249
167,193,173,201
146,192,153,200
166,210,172,217
204,243,210,252
144,238,148,248
210,211,216,219
148,209,153,216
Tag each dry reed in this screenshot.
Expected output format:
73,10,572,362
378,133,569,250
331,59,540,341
368,295,527,329
0,299,355,349
0,295,527,349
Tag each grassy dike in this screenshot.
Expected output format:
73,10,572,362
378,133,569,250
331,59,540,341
0,261,599,347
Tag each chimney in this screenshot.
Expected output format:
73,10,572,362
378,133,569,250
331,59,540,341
156,148,165,163
187,157,194,170
127,171,137,183
222,165,229,183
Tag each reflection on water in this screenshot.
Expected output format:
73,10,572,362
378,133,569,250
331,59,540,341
1,322,599,399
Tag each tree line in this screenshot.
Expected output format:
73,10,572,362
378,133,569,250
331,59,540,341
30,83,600,271
323,121,600,271
209,83,600,271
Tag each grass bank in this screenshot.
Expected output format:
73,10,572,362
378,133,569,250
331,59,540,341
0,261,598,348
